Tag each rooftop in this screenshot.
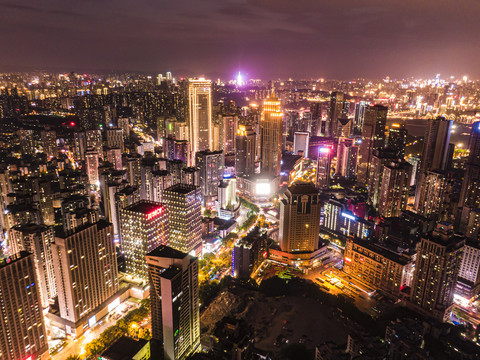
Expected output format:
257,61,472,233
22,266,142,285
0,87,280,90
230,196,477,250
0,251,31,269
124,200,165,215
147,244,188,260
164,183,199,194
101,336,148,360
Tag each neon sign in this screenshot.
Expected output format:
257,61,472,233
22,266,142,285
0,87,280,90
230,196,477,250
341,212,357,221
147,208,164,220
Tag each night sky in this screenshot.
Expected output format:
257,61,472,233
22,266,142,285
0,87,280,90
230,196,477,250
1,0,479,79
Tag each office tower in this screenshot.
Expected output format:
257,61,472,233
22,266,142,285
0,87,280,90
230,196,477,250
85,147,100,185
407,155,420,186
0,252,48,360
337,117,352,139
353,101,368,135
85,129,103,159
163,184,202,254
216,178,238,220
41,129,58,158
458,122,480,232
222,115,238,154
418,117,452,175
357,105,388,185
410,222,464,318
260,91,283,177
188,78,212,161
9,224,56,308
387,123,407,157
165,137,189,163
146,245,200,360
235,124,256,176
337,138,358,178
120,201,168,281
106,127,124,152
195,150,224,206
323,199,374,240
316,146,333,189
415,170,453,221
328,91,344,137
378,161,412,218
233,227,268,278
52,220,118,335
74,131,87,160
456,240,480,300
279,183,321,253
106,148,123,170
293,131,310,157
117,117,130,138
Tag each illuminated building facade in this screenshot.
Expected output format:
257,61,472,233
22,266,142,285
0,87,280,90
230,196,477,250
410,222,464,318
357,105,387,185
387,123,407,157
336,138,358,178
85,129,103,160
293,132,310,157
195,150,224,206
316,146,333,189
85,147,100,186
378,160,412,218
367,150,398,208
260,91,283,176
120,201,168,281
163,184,202,254
51,220,118,336
0,252,48,360
235,124,256,176
322,199,374,240
221,115,238,154
415,170,453,221
279,183,321,253
188,78,212,162
9,224,57,308
216,178,239,220
146,245,200,360
458,122,480,233
106,148,123,171
343,236,412,297
106,127,124,152
455,240,480,300
41,129,58,158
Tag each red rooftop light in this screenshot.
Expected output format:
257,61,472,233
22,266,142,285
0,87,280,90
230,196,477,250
146,207,164,220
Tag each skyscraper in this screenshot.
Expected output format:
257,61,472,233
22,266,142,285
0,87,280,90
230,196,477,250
279,183,321,253
9,224,57,308
85,129,103,160
353,101,368,135
0,252,48,360
235,124,256,176
377,160,412,218
415,170,453,221
387,123,407,157
260,91,283,177
458,122,480,233
188,78,212,162
52,220,118,336
85,147,100,186
163,184,202,254
146,245,200,360
41,129,58,158
106,127,124,152
316,146,333,189
410,222,464,319
120,201,168,281
293,131,310,157
357,105,387,185
418,117,452,175
336,138,358,178
221,114,238,154
195,150,224,206
328,91,344,138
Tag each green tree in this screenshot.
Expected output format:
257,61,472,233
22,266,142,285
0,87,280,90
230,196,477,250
65,355,81,360
85,339,104,358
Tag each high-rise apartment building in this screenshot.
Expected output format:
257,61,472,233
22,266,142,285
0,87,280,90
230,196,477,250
221,115,238,154
106,127,124,152
0,252,48,360
85,129,103,159
316,146,333,189
41,129,58,158
279,183,321,253
260,91,283,177
163,184,202,254
415,170,453,221
456,240,480,300
188,78,212,162
410,222,464,319
293,132,310,157
458,122,480,233
85,147,100,186
328,91,344,137
9,224,57,308
235,124,256,176
378,161,412,218
195,150,224,205
146,245,200,360
357,105,387,185
353,101,368,135
106,147,123,171
337,138,358,178
52,220,118,336
387,123,407,157
120,201,168,281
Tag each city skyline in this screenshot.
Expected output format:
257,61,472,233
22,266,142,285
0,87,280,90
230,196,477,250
1,1,480,79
